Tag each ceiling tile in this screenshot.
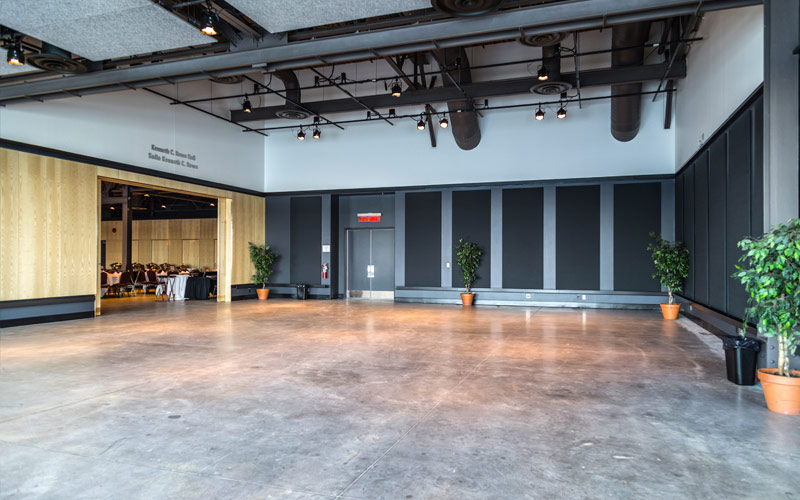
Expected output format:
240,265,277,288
226,0,431,33
1,3,212,61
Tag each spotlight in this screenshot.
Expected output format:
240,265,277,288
313,128,321,139
210,202,215,207
143,193,150,197
297,129,306,141
6,42,23,66
200,9,218,36
557,106,567,119
242,97,252,113
388,108,396,118
417,118,426,131
109,206,115,210
161,204,167,209
439,116,449,129
537,65,549,81
391,81,402,98
535,107,545,121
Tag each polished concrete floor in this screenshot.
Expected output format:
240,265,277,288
1,299,798,499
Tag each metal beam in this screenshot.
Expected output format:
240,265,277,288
232,61,686,122
308,67,393,126
0,0,755,104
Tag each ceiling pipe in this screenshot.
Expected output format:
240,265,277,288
436,47,481,150
610,21,652,142
0,0,757,105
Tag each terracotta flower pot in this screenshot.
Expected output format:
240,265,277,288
757,368,800,415
660,303,681,320
256,288,270,300
460,293,474,306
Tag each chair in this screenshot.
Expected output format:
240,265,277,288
140,271,160,294
100,272,110,295
117,271,135,296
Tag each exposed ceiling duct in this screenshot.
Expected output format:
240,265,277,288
530,43,572,95
610,21,652,142
430,0,503,17
437,47,481,150
272,69,312,120
519,31,567,47
208,74,244,84
27,42,88,74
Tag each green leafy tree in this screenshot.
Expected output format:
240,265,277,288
455,238,483,294
249,242,277,289
734,219,800,377
646,233,689,305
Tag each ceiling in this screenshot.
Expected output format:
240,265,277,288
226,0,431,33
0,0,212,61
101,182,217,221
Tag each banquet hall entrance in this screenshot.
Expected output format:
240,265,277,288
99,181,220,313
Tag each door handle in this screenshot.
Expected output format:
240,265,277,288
367,265,375,278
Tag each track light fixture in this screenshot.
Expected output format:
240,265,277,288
439,116,449,129
161,204,167,209
199,5,218,36
210,202,215,207
109,206,115,210
388,108,396,118
313,128,321,139
417,117,426,131
6,41,24,66
297,129,306,141
390,80,402,98
537,65,549,81
557,105,567,119
242,97,252,113
535,106,545,121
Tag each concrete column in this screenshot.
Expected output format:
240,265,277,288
543,186,556,289
441,189,453,288
599,183,614,291
490,188,503,289
395,192,405,288
763,0,800,370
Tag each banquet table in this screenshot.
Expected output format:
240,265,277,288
166,274,190,300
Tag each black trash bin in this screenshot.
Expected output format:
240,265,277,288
722,336,761,386
296,284,309,300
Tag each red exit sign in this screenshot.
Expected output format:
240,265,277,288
357,212,382,223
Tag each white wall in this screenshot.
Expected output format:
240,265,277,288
0,77,266,191
263,33,675,192
674,5,764,170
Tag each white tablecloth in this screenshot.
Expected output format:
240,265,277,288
166,275,190,300
100,272,121,297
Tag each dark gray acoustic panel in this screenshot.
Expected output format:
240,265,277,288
693,153,710,304
556,185,600,290
675,174,685,245
290,196,322,285
682,164,695,300
751,95,764,237
708,136,728,312
502,188,543,289
405,192,441,287
613,182,661,292
452,190,491,289
726,110,752,317
266,196,291,284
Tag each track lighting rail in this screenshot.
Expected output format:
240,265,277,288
243,75,345,130
244,88,675,133
308,67,394,126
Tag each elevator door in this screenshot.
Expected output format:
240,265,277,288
347,229,394,300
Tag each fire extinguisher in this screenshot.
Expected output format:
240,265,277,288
322,262,328,280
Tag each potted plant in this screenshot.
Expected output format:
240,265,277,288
735,219,800,415
646,233,690,320
249,242,277,300
455,238,483,306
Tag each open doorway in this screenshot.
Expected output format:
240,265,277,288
99,181,219,314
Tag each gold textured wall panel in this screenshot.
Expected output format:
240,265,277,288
0,149,98,301
231,192,265,285
101,219,218,269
